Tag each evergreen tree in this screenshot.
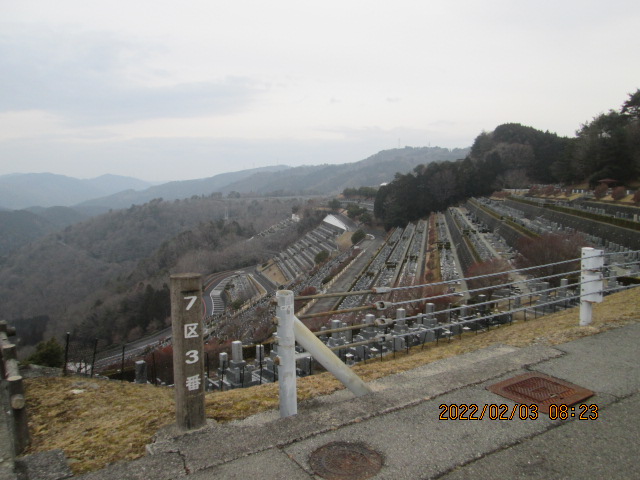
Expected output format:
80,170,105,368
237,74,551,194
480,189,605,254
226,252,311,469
27,337,64,368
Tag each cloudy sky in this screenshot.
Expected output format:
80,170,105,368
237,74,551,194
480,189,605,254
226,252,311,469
1,1,639,182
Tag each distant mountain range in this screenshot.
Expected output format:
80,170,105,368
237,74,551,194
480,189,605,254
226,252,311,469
0,146,469,256
0,147,469,212
214,146,471,196
76,165,292,210
0,173,153,210
77,146,469,209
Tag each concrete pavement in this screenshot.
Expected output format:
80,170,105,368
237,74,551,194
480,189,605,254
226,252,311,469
18,321,640,479
0,380,17,480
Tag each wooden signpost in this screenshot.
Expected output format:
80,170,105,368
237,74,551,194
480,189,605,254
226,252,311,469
170,274,206,431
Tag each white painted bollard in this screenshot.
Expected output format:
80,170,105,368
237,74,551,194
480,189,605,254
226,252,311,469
580,247,604,326
276,290,297,418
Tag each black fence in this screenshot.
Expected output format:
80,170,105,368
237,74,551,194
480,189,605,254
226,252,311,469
61,331,281,390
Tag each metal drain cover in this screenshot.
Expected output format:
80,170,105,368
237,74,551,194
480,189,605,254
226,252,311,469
487,372,594,414
309,441,384,480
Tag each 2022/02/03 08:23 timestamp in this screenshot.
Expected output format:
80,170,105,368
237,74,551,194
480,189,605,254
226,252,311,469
438,403,599,420
548,403,598,420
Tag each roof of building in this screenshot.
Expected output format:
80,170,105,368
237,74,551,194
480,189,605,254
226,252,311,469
323,214,350,232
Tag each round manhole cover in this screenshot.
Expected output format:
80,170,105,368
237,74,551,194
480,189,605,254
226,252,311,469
309,441,383,480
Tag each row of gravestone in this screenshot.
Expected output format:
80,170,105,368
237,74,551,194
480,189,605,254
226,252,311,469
444,208,476,274
504,198,640,250
386,221,429,290
452,208,497,263
465,200,528,249
337,226,405,311
277,221,344,284
435,213,463,283
189,302,523,390
576,199,639,222
470,197,640,255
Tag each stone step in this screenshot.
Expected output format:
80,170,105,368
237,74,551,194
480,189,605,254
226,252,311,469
15,450,72,480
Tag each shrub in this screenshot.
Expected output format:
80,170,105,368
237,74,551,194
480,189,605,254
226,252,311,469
27,338,64,368
314,250,329,264
593,183,608,199
611,186,626,201
351,229,366,245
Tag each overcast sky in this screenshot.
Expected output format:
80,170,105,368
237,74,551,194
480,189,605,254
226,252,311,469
1,1,639,182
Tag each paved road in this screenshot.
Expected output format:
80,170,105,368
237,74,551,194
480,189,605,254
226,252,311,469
304,235,386,316
92,327,171,371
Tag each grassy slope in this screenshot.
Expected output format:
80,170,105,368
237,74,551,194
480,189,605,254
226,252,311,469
24,287,639,474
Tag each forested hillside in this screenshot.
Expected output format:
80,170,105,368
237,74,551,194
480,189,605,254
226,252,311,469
1,195,305,348
0,210,58,257
555,90,640,184
0,207,89,258
473,90,640,187
0,173,152,209
375,90,640,229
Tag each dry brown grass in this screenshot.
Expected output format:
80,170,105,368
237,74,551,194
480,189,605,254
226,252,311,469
25,378,175,473
24,287,639,474
258,260,288,286
336,231,354,250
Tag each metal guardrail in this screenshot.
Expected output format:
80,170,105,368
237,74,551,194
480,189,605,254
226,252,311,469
267,247,639,416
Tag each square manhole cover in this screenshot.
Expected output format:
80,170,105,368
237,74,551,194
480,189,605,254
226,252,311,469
487,372,594,414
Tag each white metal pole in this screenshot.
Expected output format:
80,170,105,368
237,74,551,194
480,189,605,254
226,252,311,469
276,290,297,417
579,301,593,326
580,247,604,326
